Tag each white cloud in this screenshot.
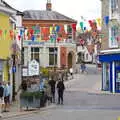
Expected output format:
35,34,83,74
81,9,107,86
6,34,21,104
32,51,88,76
4,0,101,23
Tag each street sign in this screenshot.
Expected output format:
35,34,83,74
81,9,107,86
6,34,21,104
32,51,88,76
12,66,16,73
28,60,39,76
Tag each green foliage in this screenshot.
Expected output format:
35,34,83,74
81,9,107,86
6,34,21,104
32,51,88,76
20,91,43,100
41,67,49,77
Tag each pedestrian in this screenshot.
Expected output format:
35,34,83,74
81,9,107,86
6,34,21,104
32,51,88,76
3,82,10,112
21,80,27,92
80,62,87,74
0,82,4,117
7,82,11,110
57,79,65,105
48,77,56,103
69,67,73,79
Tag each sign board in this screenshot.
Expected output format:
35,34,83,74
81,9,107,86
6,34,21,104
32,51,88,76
22,68,28,76
12,66,16,73
28,60,39,76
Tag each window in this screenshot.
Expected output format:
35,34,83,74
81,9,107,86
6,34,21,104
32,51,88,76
111,26,118,37
111,0,118,13
86,54,88,60
110,26,118,47
31,47,40,63
21,48,24,65
49,48,57,66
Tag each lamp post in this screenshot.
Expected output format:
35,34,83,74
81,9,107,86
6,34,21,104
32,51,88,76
11,53,16,101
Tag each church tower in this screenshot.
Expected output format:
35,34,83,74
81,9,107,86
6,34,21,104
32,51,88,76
46,0,52,11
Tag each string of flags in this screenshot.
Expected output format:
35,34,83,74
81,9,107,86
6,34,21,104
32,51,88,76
0,23,77,42
0,16,119,42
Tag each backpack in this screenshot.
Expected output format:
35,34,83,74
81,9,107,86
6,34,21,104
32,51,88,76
0,86,4,97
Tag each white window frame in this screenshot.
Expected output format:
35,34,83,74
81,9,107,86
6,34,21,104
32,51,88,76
109,25,118,48
31,47,40,63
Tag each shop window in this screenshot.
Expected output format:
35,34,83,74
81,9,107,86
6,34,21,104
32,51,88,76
49,48,57,66
115,61,120,66
116,70,120,91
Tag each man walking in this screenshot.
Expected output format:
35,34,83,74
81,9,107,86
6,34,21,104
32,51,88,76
69,67,73,79
0,82,4,117
57,79,65,105
3,82,10,112
48,77,56,103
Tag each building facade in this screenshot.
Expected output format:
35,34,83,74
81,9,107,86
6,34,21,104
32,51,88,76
0,0,23,100
99,0,120,93
22,0,77,77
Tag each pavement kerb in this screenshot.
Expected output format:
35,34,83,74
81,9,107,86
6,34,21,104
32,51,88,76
2,104,56,119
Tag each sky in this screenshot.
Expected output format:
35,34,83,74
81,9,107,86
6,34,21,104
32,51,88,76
4,0,101,27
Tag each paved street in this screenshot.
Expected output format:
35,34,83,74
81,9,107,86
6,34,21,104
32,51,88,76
4,64,120,120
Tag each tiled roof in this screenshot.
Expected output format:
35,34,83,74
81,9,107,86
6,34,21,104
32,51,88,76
0,0,23,15
23,10,77,22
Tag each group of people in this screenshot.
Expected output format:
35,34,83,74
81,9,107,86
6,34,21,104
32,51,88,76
0,81,11,117
48,78,65,105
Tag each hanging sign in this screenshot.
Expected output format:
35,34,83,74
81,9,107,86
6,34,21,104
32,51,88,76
28,59,39,76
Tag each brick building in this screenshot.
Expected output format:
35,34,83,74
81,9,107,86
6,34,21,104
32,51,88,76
22,0,77,76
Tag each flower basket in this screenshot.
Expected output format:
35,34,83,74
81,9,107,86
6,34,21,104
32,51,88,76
20,91,43,110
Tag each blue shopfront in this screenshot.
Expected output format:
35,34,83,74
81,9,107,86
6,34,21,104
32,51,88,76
99,53,120,93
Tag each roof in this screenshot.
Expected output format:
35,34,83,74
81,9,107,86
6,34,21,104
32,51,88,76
0,0,23,15
23,10,77,22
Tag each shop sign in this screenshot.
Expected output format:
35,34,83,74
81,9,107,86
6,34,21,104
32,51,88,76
22,68,28,76
23,41,45,46
28,60,39,76
12,66,16,73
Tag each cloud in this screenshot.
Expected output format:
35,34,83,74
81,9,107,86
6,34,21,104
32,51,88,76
4,0,101,21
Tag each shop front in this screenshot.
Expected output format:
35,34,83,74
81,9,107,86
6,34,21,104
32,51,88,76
99,52,120,93
0,59,4,82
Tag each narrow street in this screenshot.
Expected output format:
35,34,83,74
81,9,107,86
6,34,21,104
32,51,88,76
5,65,120,120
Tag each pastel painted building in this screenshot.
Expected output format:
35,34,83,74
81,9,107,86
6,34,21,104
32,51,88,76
0,0,23,101
0,0,16,82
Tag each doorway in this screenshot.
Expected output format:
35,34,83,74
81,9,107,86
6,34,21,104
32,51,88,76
68,52,73,69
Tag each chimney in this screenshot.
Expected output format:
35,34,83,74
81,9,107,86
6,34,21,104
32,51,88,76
46,0,52,11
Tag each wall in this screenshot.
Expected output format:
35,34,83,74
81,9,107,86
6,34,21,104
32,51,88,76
101,0,109,50
0,12,12,81
60,47,67,67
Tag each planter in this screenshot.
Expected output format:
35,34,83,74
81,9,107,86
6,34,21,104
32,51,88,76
20,91,43,110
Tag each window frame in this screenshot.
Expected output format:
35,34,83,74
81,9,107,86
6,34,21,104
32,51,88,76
49,47,58,66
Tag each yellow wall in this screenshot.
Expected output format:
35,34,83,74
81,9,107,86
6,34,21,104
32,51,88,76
0,12,12,81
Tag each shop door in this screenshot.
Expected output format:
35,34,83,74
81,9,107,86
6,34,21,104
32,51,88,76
0,72,2,82
102,63,110,91
115,61,120,92
115,69,120,92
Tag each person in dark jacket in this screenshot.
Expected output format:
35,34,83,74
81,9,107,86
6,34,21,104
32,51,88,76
0,82,4,117
57,79,65,105
48,77,56,103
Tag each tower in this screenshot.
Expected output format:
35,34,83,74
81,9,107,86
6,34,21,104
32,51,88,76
46,0,52,11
